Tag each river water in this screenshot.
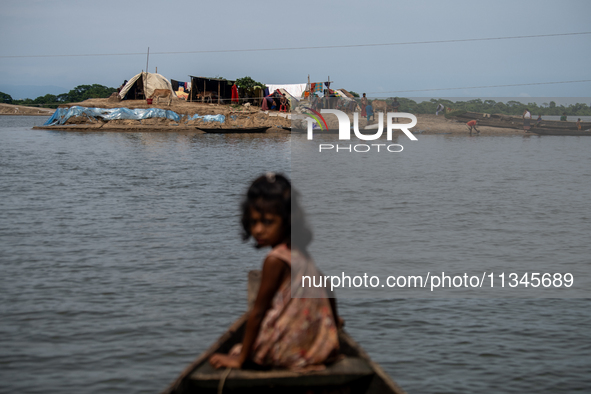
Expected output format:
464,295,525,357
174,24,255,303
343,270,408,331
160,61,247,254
0,116,589,393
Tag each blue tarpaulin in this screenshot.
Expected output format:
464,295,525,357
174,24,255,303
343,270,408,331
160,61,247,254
43,106,182,125
186,114,225,123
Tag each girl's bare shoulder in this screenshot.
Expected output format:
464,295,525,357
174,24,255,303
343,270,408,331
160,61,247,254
267,244,291,264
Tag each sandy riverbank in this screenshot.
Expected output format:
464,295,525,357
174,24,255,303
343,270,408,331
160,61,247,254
30,98,524,136
410,114,519,136
297,113,519,136
0,103,55,116
32,98,292,132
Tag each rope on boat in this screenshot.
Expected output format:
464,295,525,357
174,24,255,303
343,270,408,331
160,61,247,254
217,367,232,394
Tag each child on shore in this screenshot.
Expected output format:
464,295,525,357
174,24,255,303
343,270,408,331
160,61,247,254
366,103,374,122
209,173,341,371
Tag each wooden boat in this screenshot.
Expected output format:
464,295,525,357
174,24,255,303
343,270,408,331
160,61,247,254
288,127,383,135
162,271,406,394
197,127,270,134
287,127,341,134
449,111,591,132
530,129,591,136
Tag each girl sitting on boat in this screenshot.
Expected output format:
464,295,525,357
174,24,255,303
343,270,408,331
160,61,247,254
209,173,341,371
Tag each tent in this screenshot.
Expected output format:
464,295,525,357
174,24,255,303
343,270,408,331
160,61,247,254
276,88,300,109
335,89,355,99
118,72,176,100
333,89,356,103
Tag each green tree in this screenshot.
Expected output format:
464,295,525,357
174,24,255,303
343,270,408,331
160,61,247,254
396,98,418,112
63,84,116,102
0,91,13,104
235,76,266,90
33,94,57,105
12,84,117,108
31,94,59,108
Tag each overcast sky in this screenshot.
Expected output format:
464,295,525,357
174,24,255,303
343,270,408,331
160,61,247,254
1,0,589,99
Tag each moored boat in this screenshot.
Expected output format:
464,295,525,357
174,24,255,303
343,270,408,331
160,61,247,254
197,127,271,134
530,129,591,136
449,111,591,132
286,127,341,134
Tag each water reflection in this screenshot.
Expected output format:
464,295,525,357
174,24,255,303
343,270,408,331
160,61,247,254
1,117,589,393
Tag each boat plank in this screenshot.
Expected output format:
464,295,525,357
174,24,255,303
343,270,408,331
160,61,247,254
162,313,248,394
189,357,374,388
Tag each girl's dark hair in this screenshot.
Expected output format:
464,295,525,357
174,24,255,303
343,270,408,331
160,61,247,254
241,173,312,252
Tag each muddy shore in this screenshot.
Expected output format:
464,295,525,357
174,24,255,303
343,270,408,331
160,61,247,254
28,98,523,136
0,103,55,116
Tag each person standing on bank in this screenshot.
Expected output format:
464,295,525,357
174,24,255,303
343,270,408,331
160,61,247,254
360,93,368,117
436,103,445,116
522,108,532,132
366,103,374,123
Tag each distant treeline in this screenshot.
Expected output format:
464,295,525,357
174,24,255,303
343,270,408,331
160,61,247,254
2,86,590,116
0,84,116,109
382,98,591,116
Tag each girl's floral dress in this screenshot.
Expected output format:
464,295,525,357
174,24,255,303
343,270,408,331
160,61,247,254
249,244,339,370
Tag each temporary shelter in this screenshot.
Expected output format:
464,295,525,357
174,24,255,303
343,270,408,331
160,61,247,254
335,89,355,99
239,85,264,106
265,83,307,99
118,72,176,100
188,76,236,104
171,79,191,100
276,88,301,110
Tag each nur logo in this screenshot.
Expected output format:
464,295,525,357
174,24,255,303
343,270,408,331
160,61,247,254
302,107,328,131
303,109,418,141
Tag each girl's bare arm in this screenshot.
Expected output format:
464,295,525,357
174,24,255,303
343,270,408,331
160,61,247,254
209,255,287,369
238,255,287,365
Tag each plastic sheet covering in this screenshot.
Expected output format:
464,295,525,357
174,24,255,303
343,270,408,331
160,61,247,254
43,106,181,125
186,114,225,123
266,83,306,99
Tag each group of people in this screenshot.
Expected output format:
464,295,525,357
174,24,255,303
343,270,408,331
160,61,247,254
261,91,289,112
523,109,582,131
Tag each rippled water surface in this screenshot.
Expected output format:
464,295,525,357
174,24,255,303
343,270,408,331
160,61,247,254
1,116,589,393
